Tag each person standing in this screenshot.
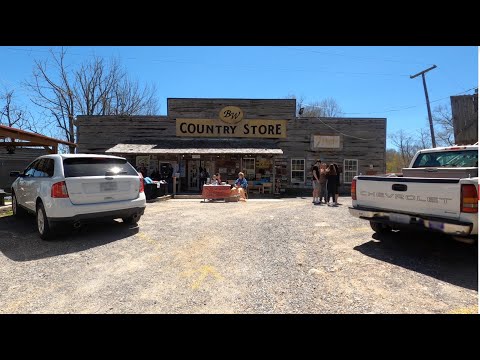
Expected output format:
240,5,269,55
199,167,206,190
325,163,338,206
319,162,327,204
216,173,222,184
333,163,341,205
312,160,321,204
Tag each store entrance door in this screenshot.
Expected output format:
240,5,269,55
187,160,200,191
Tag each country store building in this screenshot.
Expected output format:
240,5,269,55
77,98,386,195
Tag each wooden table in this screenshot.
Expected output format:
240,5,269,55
201,185,232,202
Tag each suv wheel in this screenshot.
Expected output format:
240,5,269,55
370,221,392,234
12,192,25,217
36,202,53,240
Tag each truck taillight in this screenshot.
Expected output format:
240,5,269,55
351,179,357,200
461,184,477,213
51,181,69,198
139,175,144,193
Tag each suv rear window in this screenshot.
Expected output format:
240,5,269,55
63,158,139,177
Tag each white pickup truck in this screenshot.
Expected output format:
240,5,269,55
349,144,478,243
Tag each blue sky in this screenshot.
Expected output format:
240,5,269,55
0,46,477,148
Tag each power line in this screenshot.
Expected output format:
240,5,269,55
304,87,477,115
5,47,411,77
301,86,477,141
6,47,85,57
313,117,377,141
285,46,434,67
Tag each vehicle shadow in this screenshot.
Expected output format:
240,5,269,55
354,230,478,291
0,214,138,262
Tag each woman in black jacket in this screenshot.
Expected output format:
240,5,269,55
325,164,337,206
333,163,341,205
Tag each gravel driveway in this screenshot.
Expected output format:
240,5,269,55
0,197,477,313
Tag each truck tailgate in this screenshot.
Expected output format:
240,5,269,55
356,176,461,219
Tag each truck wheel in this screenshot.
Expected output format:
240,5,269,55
370,221,392,234
36,202,54,240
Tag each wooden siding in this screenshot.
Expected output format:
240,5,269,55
0,148,47,190
168,98,296,120
76,115,174,153
276,117,387,192
451,94,478,145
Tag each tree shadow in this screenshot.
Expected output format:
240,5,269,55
0,214,138,262
353,230,478,291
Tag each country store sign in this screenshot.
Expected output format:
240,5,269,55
176,106,287,138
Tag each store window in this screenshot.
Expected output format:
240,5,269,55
343,159,358,184
242,158,255,179
291,158,305,183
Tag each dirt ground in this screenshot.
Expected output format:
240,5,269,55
0,197,477,314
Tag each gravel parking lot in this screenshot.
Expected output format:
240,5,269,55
0,197,477,314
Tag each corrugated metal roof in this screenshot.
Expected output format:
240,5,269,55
105,139,283,155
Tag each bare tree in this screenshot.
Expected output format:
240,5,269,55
285,93,308,116
432,104,454,146
73,56,158,116
417,127,432,149
318,97,343,117
27,48,159,153
108,77,158,115
302,100,327,117
26,48,77,153
389,129,421,167
0,88,43,153
0,89,29,128
74,56,118,116
286,94,343,117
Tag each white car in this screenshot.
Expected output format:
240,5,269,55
10,154,146,240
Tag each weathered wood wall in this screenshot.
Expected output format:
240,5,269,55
277,117,387,193
451,94,478,145
0,148,47,191
76,116,174,153
168,98,296,120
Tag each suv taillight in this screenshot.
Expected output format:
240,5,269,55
351,178,357,200
461,184,477,213
51,181,69,198
139,175,144,193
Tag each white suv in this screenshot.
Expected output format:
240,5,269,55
10,154,146,240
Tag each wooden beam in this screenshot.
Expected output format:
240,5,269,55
0,130,58,146
0,141,54,147
0,125,77,147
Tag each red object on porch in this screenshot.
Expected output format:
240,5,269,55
202,185,232,201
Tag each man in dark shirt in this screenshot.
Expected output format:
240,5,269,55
312,160,321,204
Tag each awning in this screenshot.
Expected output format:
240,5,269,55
105,139,283,155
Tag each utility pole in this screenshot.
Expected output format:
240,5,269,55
410,65,437,147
